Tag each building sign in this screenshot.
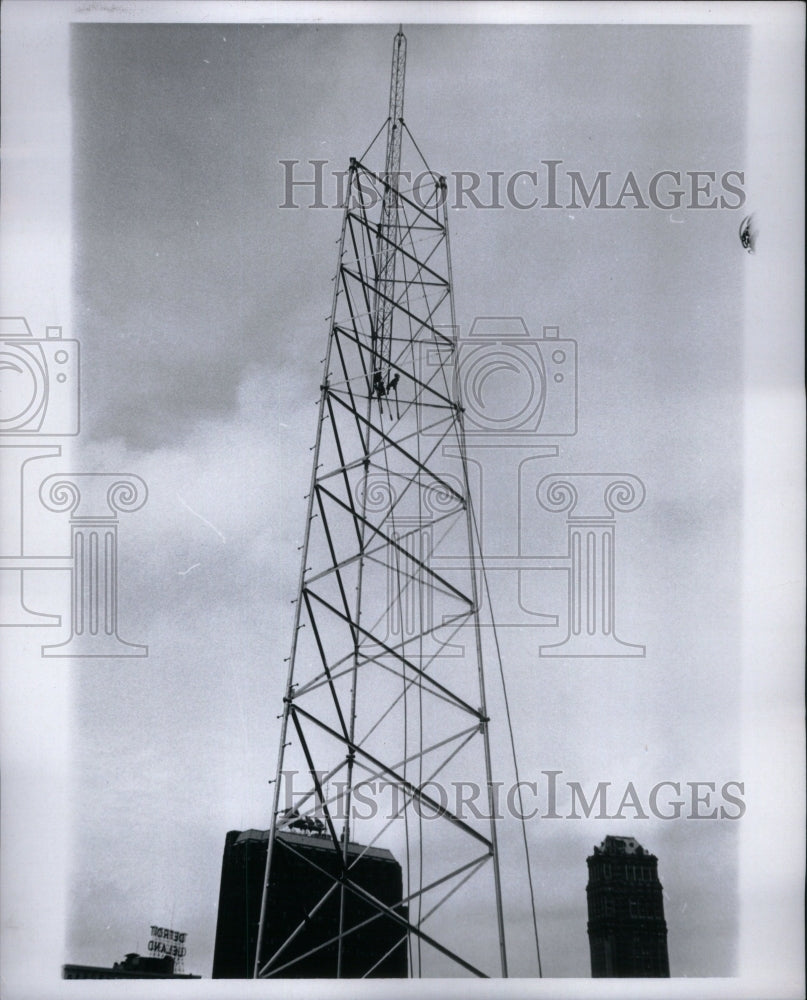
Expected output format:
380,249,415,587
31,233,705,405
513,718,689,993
148,925,187,971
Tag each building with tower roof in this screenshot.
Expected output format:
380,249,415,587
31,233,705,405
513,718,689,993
586,835,670,977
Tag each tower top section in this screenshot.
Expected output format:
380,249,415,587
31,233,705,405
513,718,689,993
384,27,407,182
388,27,406,119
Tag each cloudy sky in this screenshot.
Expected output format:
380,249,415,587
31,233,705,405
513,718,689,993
1,4,803,997
67,17,749,978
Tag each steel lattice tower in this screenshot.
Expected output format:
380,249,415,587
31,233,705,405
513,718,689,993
255,28,508,978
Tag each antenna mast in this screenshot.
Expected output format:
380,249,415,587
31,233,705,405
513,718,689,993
372,26,407,375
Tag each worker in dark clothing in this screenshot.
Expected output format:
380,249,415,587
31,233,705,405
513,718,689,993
372,369,386,415
387,371,401,418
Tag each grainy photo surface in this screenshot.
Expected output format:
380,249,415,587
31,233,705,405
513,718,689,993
0,4,803,999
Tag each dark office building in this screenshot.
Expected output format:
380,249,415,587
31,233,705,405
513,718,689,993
63,953,200,979
212,825,408,978
586,835,670,977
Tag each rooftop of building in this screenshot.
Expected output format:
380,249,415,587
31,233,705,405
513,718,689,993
232,828,398,863
591,835,655,858
63,954,200,980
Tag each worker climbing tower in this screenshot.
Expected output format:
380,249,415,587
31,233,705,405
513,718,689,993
255,28,509,978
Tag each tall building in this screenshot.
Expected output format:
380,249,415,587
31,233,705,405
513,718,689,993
586,835,670,977
212,826,408,978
